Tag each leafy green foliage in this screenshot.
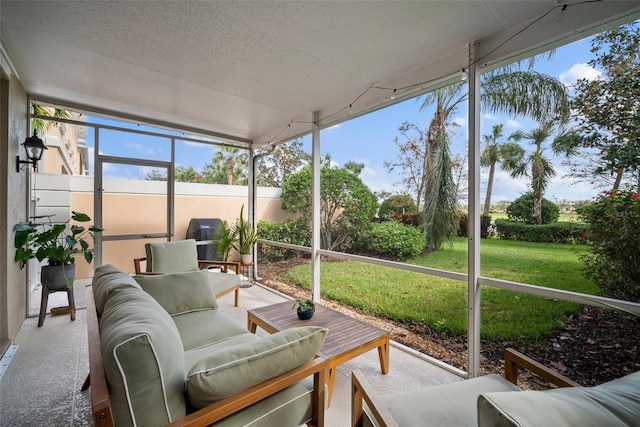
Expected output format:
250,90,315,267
280,164,378,251
579,190,640,301
494,219,587,244
378,195,416,219
571,23,640,189
353,221,425,261
13,211,104,267
507,193,559,224
231,205,258,255
257,219,309,262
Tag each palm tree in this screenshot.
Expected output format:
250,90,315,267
502,122,580,224
202,147,248,185
32,104,71,136
480,124,522,215
418,66,569,246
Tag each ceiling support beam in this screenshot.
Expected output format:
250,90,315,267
311,112,321,304
467,42,481,378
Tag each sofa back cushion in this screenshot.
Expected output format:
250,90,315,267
145,239,199,273
100,286,186,426
92,264,142,316
478,370,640,427
186,326,327,408
134,270,218,314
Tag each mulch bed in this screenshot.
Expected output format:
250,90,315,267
256,257,639,390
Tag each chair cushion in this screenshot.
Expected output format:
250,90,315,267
92,264,142,316
478,370,640,427
100,286,186,426
368,374,520,427
186,326,327,408
134,270,218,314
145,239,199,273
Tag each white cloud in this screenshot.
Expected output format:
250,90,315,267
505,119,522,129
452,116,467,127
559,63,602,86
483,113,498,120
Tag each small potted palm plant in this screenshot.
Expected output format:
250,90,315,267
292,299,315,320
232,205,258,264
14,211,104,290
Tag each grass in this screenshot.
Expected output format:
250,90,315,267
285,237,598,341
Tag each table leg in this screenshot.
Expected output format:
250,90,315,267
247,317,257,333
326,365,336,407
378,336,390,374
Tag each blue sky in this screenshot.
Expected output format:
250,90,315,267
88,33,605,204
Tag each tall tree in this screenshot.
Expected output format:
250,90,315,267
423,129,459,251
384,122,429,212
32,104,71,136
202,147,248,185
256,139,309,187
571,22,640,191
503,122,580,224
415,65,569,247
480,124,522,215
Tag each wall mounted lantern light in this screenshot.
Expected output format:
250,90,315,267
16,130,47,172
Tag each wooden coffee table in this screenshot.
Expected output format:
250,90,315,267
247,301,390,405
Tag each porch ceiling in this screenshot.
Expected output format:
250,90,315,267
2,1,640,146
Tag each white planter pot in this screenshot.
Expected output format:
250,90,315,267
240,254,253,264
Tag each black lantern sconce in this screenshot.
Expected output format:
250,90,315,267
16,130,47,172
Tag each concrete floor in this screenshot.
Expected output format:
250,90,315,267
0,277,461,426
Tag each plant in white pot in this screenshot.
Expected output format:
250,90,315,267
13,211,105,290
232,205,258,264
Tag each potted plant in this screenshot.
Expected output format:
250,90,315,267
14,211,104,290
292,299,315,320
214,219,235,262
232,205,258,264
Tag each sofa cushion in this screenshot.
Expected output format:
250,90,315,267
145,239,199,273
366,374,520,427
134,270,218,315
172,309,252,352
186,326,327,408
92,264,142,316
478,370,640,427
100,286,186,426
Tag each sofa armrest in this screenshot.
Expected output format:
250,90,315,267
168,357,326,427
84,285,115,427
198,260,240,274
352,369,399,427
504,348,581,388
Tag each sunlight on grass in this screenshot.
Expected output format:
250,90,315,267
285,237,599,341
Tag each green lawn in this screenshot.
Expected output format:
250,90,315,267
285,238,598,341
490,212,581,222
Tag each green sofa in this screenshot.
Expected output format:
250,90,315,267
352,348,640,426
86,264,327,426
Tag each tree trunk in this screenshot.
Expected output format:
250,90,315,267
227,158,235,185
533,192,542,224
483,162,496,216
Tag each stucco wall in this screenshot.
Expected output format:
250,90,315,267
1,75,29,341
35,175,293,276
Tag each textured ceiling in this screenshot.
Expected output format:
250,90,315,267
2,1,640,146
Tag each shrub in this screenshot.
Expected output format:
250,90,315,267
353,220,425,261
378,195,417,219
579,190,640,301
257,219,309,263
458,214,492,238
494,219,588,244
390,212,420,227
507,193,559,224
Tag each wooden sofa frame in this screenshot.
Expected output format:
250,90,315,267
133,257,241,306
351,348,581,427
83,285,327,427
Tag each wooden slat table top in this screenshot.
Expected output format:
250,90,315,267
247,301,389,360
